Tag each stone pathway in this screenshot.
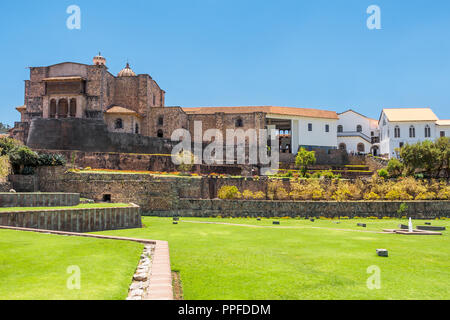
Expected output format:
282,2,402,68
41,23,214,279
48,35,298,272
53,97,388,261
0,225,173,300
182,220,384,234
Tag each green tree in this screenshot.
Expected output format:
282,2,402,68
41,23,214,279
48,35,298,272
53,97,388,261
295,147,316,176
386,158,404,178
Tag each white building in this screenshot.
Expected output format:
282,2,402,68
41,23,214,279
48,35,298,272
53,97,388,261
337,109,380,155
378,108,450,158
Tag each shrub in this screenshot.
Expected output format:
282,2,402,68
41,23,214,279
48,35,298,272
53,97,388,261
290,180,324,201
268,180,290,200
387,158,404,178
253,191,266,200
218,186,241,200
364,192,381,200
38,153,67,166
0,153,11,179
415,192,437,200
377,168,389,179
385,189,413,200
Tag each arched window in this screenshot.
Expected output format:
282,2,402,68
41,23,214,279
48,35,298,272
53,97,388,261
236,118,244,128
157,129,164,138
356,125,362,133
135,123,140,134
58,99,68,118
409,125,416,138
339,143,347,151
394,126,401,138
115,118,123,129
357,143,365,153
425,125,431,138
69,99,77,117
158,116,164,126
337,125,343,133
49,99,57,118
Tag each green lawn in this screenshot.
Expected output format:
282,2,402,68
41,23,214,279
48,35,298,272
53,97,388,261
96,217,450,300
0,229,142,300
0,203,132,212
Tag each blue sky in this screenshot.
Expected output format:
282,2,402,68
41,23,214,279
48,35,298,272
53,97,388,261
1,0,450,126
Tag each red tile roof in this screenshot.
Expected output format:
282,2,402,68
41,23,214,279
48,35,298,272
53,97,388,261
182,106,338,119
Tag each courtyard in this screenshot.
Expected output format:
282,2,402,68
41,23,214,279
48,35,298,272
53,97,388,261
1,217,449,300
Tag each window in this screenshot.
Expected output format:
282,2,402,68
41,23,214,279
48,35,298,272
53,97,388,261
58,99,68,118
157,129,164,138
115,118,123,129
356,125,362,133
325,124,330,133
409,125,415,138
337,125,343,133
135,123,140,134
49,99,57,118
339,143,346,151
236,118,244,128
308,123,312,132
69,99,77,117
103,194,111,202
441,131,446,137
394,126,401,138
371,131,374,137
158,116,164,126
357,143,365,153
425,125,431,138
153,95,156,106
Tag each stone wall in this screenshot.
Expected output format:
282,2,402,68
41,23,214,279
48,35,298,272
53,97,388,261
37,167,208,213
0,192,79,208
0,205,141,232
170,199,450,219
9,175,39,192
27,118,177,154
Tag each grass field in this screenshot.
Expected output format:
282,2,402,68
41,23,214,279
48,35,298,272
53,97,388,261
0,229,142,300
1,217,449,300
0,203,132,212
96,217,450,300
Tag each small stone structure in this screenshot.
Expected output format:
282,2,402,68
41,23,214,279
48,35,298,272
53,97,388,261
0,205,142,232
128,245,155,300
0,192,79,207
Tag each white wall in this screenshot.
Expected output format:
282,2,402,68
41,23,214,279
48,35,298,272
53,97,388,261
379,111,437,157
338,111,377,138
337,136,372,154
436,125,450,138
267,114,338,151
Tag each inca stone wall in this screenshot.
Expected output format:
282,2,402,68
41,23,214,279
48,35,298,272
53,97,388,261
0,192,79,208
170,199,450,219
27,118,177,154
0,205,142,232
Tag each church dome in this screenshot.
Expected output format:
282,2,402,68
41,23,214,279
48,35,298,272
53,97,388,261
118,63,136,77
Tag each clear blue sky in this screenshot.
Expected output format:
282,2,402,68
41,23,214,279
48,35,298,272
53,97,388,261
1,0,450,126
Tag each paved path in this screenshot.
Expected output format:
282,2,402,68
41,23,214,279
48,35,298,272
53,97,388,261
0,225,173,300
182,220,384,234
